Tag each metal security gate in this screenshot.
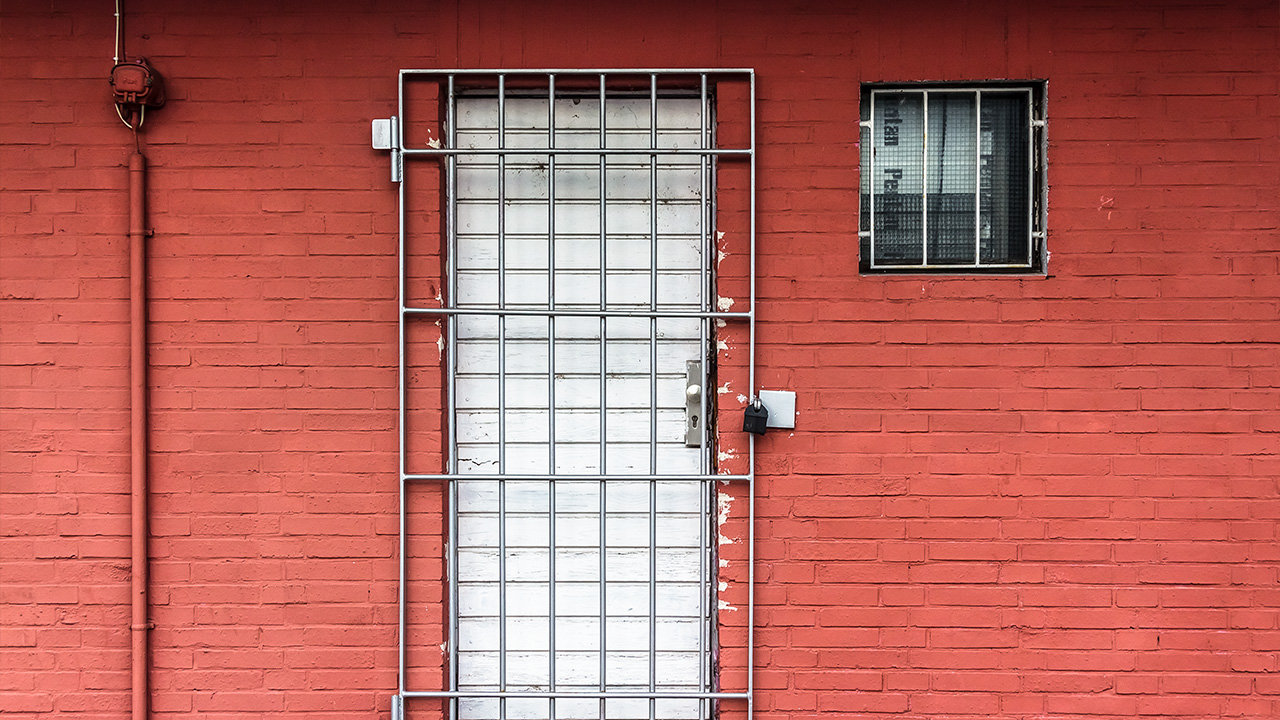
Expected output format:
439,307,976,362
379,69,756,720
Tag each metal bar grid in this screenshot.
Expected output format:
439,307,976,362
395,69,756,720
863,86,1041,271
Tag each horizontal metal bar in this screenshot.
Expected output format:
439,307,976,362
868,263,1036,270
402,147,751,157
405,307,751,320
401,68,756,76
402,690,751,700
405,473,752,482
871,86,1034,95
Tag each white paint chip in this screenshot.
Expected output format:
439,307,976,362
717,491,735,545
717,296,734,311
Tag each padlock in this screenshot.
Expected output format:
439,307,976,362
742,398,769,435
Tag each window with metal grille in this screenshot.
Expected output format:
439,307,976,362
858,82,1047,273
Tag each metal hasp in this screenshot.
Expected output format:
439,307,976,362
684,359,704,447
756,390,796,429
390,69,757,720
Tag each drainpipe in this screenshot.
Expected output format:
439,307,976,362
129,149,150,720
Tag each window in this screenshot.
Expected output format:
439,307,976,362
859,82,1046,273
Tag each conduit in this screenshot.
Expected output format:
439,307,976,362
129,149,149,720
114,2,157,716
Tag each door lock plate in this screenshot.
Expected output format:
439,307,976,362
685,359,704,447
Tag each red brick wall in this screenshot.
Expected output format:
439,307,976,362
2,0,1277,718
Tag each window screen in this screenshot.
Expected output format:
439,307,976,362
859,83,1046,273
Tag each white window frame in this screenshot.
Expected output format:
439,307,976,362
858,82,1047,274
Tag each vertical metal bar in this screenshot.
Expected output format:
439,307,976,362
547,73,558,720
446,73,461,720
747,69,757,720
708,83,722,720
496,73,508,720
497,76,508,472
647,73,658,720
974,91,982,266
698,74,710,463
921,90,929,267
697,74,709,720
445,78,459,475
548,80,558,474
597,73,608,720
1038,88,1048,268
868,92,876,270
648,72,659,472
397,72,407,702
1026,89,1034,267
599,74,608,478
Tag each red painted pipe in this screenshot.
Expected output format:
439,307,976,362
129,150,149,720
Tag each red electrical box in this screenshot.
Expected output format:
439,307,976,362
110,57,165,108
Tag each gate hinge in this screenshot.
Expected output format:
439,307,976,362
373,116,402,183
390,693,403,720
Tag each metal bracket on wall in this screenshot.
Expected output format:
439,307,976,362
372,116,402,182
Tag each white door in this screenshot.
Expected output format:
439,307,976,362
450,93,714,720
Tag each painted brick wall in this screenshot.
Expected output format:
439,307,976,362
2,0,1277,718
